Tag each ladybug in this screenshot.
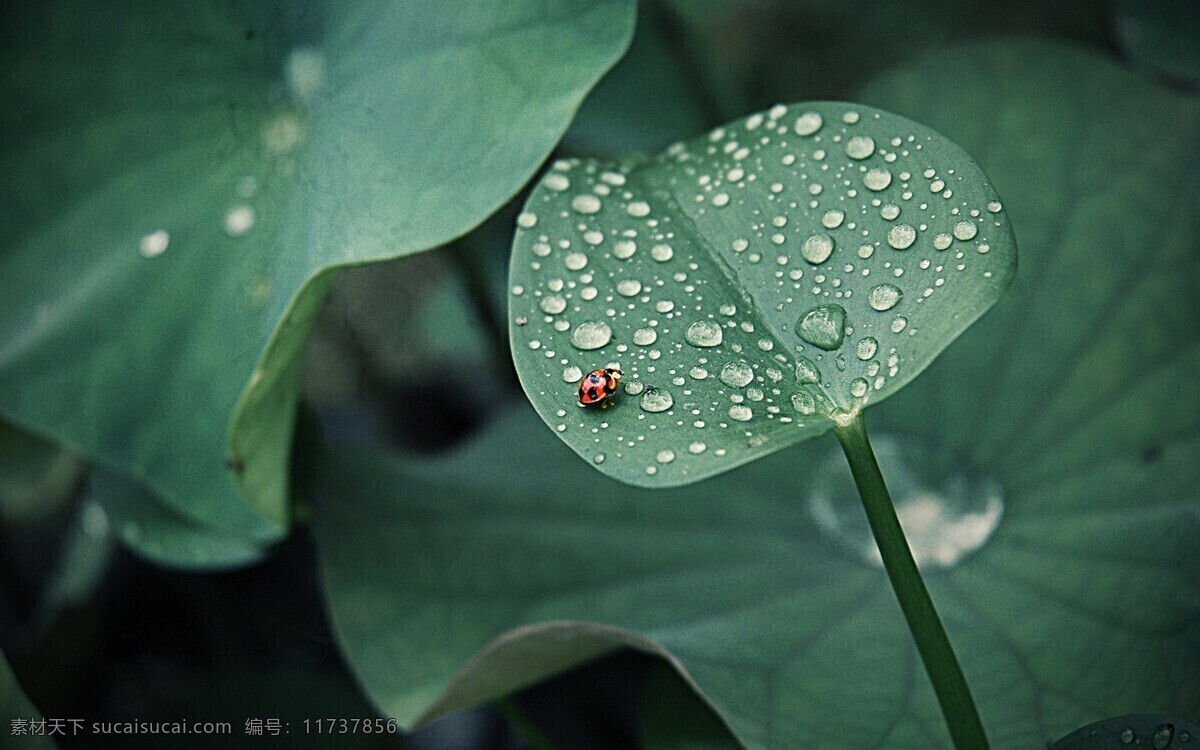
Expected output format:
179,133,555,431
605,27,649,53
578,367,623,407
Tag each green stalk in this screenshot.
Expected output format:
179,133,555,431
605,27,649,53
832,410,989,750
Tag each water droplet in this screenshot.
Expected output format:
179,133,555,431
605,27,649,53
593,453,605,464
689,366,708,379
933,233,952,250
802,233,835,265
688,441,707,454
953,220,978,241
719,303,737,316
640,387,674,413
627,201,651,217
139,230,170,258
845,135,875,160
685,320,723,348
728,405,753,421
887,224,916,250
731,238,749,254
1154,725,1176,749
796,304,847,351
656,449,676,464
571,321,612,350
616,279,642,297
880,203,901,221
719,360,754,388
633,328,657,346
793,112,823,136
517,212,537,228
563,365,583,382
863,168,892,191
869,284,903,311
856,337,878,360
986,200,1002,213
891,316,908,333
849,378,869,398
651,244,674,262
571,194,601,214
540,295,567,314
565,252,588,271
795,356,821,384
1122,728,1135,744
822,209,845,229
544,173,570,191
624,381,645,395
613,240,637,259
224,205,256,237
791,391,816,415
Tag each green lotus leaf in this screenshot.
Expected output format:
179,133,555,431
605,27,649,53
509,102,1015,487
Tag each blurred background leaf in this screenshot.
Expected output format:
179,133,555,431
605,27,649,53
0,0,637,560
2,649,58,749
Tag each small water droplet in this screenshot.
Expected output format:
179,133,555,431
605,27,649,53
571,194,602,214
563,365,583,382
688,441,707,454
719,360,755,388
616,279,642,297
544,173,570,191
517,212,537,228
791,391,816,415
795,356,821,384
802,233,835,265
656,449,676,464
651,244,674,262
1155,724,1175,749
565,252,588,271
953,220,978,241
794,112,823,136
796,304,847,351
887,224,916,250
540,295,567,314
856,337,878,360
891,315,908,333
728,404,753,421
593,453,605,464
845,135,875,160
571,321,612,350
624,381,645,395
640,387,674,413
849,378,869,398
139,229,170,258
869,284,903,312
1122,727,1135,744
880,203,901,221
986,200,1002,213
863,168,892,191
685,320,723,348
613,240,637,259
224,205,256,237
690,366,709,379
933,233,952,250
627,200,651,217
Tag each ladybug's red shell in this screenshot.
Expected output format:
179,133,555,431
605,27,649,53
578,367,623,406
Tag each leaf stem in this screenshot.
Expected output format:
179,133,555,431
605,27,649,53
832,410,989,750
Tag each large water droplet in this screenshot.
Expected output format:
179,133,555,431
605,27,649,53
887,224,916,250
1155,724,1175,749
793,112,823,136
796,304,846,351
802,233,835,265
808,435,1005,570
685,320,723,348
868,284,903,312
616,279,642,297
719,360,754,388
570,321,612,350
849,378,869,398
845,135,875,160
640,388,674,413
864,168,892,191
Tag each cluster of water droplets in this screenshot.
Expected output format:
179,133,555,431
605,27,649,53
511,104,1008,479
136,47,326,275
